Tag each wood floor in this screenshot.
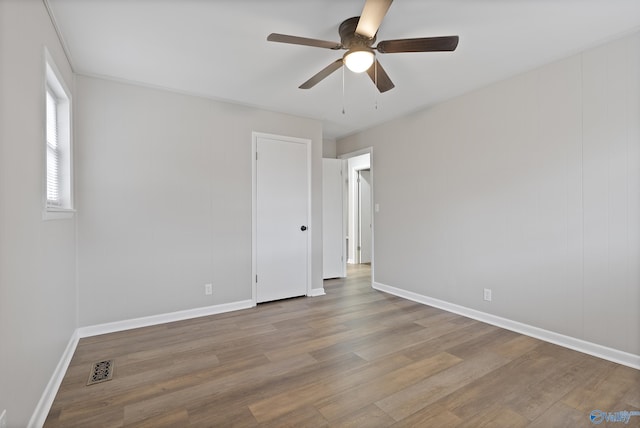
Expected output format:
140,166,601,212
45,264,639,427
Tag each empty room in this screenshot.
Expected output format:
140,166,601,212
1,0,639,426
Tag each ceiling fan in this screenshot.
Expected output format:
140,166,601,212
267,0,459,93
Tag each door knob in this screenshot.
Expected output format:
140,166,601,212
300,225,307,231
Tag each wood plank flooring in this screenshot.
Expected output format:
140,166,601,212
45,264,640,427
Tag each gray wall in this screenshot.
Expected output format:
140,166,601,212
75,75,324,326
322,138,337,158
338,33,640,356
0,1,78,426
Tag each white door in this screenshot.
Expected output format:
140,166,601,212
255,135,309,303
359,169,372,264
322,158,345,278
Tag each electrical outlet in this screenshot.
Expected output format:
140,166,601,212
204,283,213,295
483,288,492,302
0,409,7,428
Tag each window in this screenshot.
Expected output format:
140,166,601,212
46,89,61,205
44,49,73,219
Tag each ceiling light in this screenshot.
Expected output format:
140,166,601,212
343,48,374,73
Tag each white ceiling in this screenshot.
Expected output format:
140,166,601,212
47,0,640,139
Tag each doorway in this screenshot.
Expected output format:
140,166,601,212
252,132,311,303
340,149,373,281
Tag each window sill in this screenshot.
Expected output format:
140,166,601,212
43,207,75,221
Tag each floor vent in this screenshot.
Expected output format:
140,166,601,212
87,360,114,386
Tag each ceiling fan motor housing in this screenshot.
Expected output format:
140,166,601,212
339,17,376,49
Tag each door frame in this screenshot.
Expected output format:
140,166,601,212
357,169,372,264
252,132,313,304
338,147,374,285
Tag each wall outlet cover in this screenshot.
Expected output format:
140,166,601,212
483,288,492,302
205,283,213,295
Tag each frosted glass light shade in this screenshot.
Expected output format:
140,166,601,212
344,49,374,73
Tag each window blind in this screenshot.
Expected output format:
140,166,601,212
46,88,61,207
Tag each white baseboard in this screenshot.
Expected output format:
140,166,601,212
309,288,326,297
373,281,640,370
28,330,79,428
77,299,255,338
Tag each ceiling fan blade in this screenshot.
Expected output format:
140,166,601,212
377,35,459,53
355,0,393,39
366,59,394,93
299,59,344,89
267,33,342,50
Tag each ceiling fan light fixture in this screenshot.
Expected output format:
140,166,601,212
343,48,374,73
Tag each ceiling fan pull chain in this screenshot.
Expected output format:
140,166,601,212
374,59,378,110
342,65,346,115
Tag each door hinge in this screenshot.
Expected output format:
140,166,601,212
256,274,258,283
256,152,258,160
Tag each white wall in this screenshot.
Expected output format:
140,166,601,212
0,1,78,426
75,75,323,326
338,33,640,357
